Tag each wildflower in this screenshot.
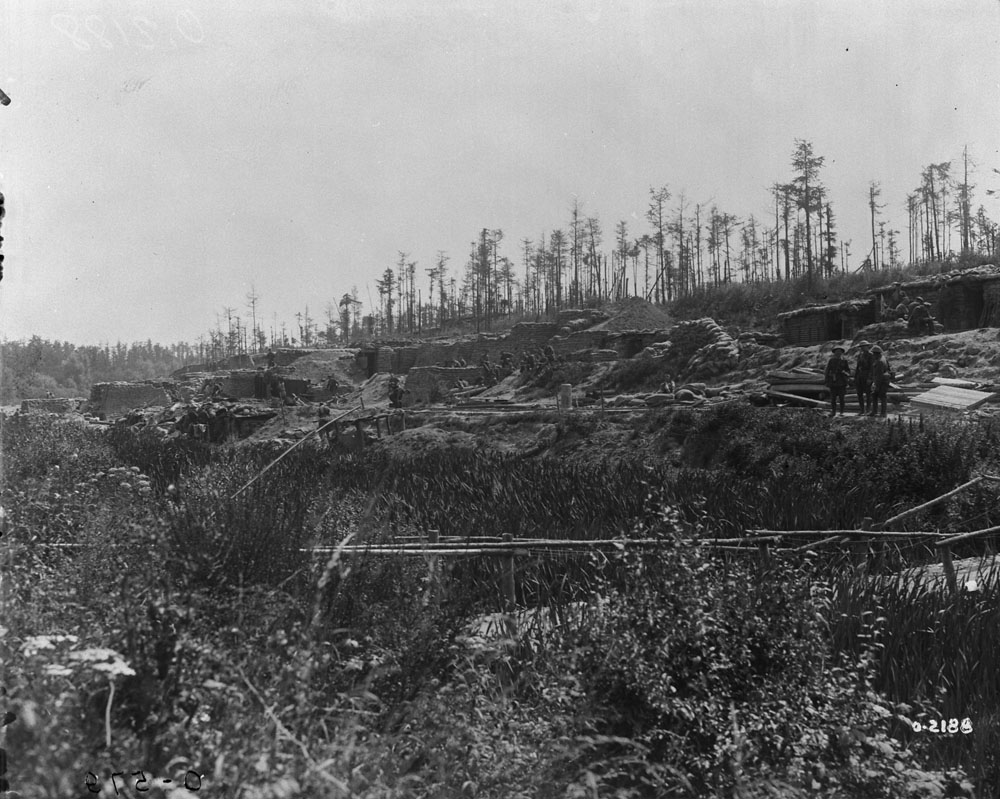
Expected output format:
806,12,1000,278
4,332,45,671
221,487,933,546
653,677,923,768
22,634,79,655
91,660,136,677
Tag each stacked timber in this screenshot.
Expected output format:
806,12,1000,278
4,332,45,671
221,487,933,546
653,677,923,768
765,368,829,407
910,385,997,413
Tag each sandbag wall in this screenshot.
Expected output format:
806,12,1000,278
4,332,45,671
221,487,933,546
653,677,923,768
666,318,739,379
88,382,173,419
20,398,82,414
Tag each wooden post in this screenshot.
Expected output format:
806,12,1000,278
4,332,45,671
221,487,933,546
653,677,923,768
757,537,770,564
426,528,441,607
940,543,959,594
852,518,872,570
501,533,516,611
401,410,406,431
355,419,365,450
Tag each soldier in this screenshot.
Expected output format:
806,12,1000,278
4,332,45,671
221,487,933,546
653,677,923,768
854,341,875,415
520,351,536,373
824,346,851,416
870,346,893,417
388,376,409,408
479,352,498,386
887,282,908,309
908,301,932,335
316,403,332,443
266,348,277,369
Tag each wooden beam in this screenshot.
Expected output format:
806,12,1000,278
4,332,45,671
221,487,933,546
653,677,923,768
792,536,847,551
747,529,941,538
765,390,828,408
877,476,984,529
935,524,1000,548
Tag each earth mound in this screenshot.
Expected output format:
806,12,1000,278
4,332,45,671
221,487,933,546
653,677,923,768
590,297,671,332
370,426,478,458
285,349,367,387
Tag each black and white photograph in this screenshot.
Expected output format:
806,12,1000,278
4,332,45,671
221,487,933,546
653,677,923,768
2,0,1000,795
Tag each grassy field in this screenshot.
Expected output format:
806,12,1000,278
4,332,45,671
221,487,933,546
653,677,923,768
2,407,997,797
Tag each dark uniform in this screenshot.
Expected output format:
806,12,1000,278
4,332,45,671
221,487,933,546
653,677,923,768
908,302,934,335
824,347,851,416
870,347,892,417
854,342,875,414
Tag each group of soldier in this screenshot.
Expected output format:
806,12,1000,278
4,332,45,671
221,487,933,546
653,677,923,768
824,340,894,417
884,283,937,335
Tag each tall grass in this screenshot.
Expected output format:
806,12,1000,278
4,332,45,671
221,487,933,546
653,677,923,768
829,562,1000,787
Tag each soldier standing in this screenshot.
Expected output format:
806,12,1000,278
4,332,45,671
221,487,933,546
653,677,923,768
824,346,851,417
854,341,875,415
870,346,893,417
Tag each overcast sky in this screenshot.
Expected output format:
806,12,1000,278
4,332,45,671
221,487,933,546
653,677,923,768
2,0,999,345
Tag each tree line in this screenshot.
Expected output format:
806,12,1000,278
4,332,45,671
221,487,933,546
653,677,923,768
1,338,200,402
355,139,998,337
194,140,998,350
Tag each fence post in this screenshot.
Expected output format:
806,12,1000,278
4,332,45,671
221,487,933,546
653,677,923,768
853,517,873,570
939,543,958,594
425,528,441,608
355,420,365,450
501,533,516,611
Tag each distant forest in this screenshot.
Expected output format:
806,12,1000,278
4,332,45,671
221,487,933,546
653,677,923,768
5,141,999,402
1,339,197,403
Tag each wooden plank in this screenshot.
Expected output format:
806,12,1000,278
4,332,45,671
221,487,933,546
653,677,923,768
767,384,831,397
766,371,825,383
765,390,828,408
931,377,981,388
748,528,941,539
911,385,995,412
935,523,1000,548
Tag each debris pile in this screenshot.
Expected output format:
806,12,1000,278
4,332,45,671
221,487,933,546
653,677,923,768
113,400,278,442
